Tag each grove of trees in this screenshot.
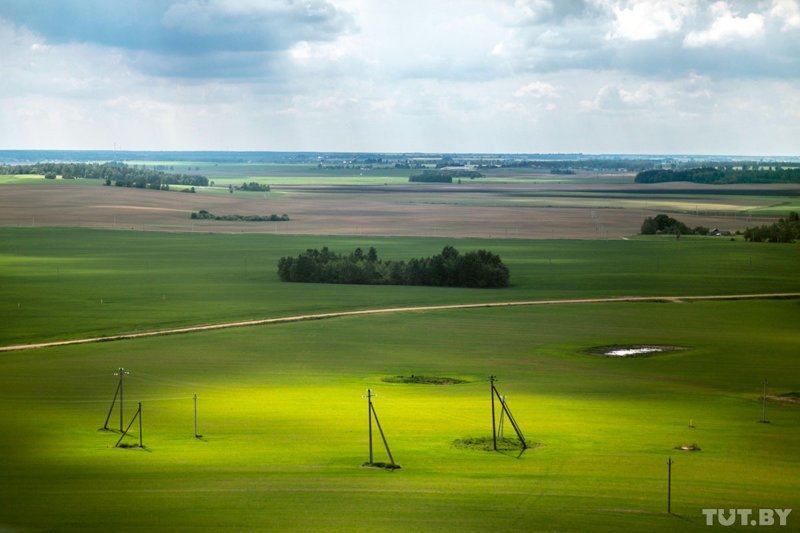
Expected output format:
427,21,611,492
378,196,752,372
641,214,709,236
278,246,509,288
191,210,288,222
409,169,483,183
743,212,800,242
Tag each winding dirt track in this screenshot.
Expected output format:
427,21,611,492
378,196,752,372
2,292,799,353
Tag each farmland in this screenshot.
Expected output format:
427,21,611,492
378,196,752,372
2,169,799,239
0,159,799,532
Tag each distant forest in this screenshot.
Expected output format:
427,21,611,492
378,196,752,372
635,167,800,184
278,246,509,288
1,162,208,188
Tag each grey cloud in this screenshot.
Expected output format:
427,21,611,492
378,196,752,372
512,0,602,25
505,1,800,81
0,0,353,78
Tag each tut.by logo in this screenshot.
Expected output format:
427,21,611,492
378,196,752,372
702,509,791,526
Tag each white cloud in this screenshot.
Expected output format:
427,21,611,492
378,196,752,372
582,84,645,111
514,81,558,98
770,0,800,30
684,1,765,47
608,0,696,41
1,2,799,153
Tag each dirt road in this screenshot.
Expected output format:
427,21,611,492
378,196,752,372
2,292,798,353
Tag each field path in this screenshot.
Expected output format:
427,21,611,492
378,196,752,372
2,292,799,353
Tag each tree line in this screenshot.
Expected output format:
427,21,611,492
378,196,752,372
635,167,800,184
409,169,483,183
278,245,509,288
191,210,288,222
1,162,209,188
743,212,800,242
641,214,709,236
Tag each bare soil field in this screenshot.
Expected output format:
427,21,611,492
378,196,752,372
0,181,788,239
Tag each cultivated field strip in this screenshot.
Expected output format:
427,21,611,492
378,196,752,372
2,292,799,353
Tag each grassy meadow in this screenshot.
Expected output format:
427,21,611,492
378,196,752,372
2,228,799,345
0,227,798,531
0,296,798,531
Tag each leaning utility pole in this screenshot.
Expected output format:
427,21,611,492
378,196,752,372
363,389,398,468
103,367,129,431
489,376,527,451
115,401,143,448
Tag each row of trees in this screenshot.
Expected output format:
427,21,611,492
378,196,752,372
409,169,483,183
2,162,209,188
635,167,800,184
190,210,288,222
237,182,270,191
743,212,800,242
641,214,709,236
278,246,509,288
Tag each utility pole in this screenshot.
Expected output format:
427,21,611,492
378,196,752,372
115,368,129,432
490,375,497,451
363,389,397,468
667,457,673,514
138,401,143,448
760,378,769,424
366,389,375,464
103,367,128,431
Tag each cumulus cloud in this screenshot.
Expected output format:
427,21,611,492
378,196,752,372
1,0,799,153
684,1,765,47
607,0,695,41
514,81,558,98
770,0,800,30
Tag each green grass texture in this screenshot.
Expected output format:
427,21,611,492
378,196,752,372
2,228,799,346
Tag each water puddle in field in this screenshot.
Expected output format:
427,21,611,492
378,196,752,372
587,345,687,358
606,347,664,357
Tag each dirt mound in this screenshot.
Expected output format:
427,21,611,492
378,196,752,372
382,375,467,385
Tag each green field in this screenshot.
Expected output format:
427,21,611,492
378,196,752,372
3,228,800,346
1,228,799,531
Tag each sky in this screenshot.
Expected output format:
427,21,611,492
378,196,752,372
1,0,799,155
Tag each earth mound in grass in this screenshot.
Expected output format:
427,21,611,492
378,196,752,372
362,462,401,470
382,375,467,385
770,392,800,405
586,345,687,358
453,436,529,452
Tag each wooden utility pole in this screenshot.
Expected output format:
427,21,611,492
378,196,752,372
490,376,497,451
115,367,128,432
667,457,673,514
367,389,375,464
760,378,769,424
194,393,199,438
363,389,397,468
103,368,128,431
